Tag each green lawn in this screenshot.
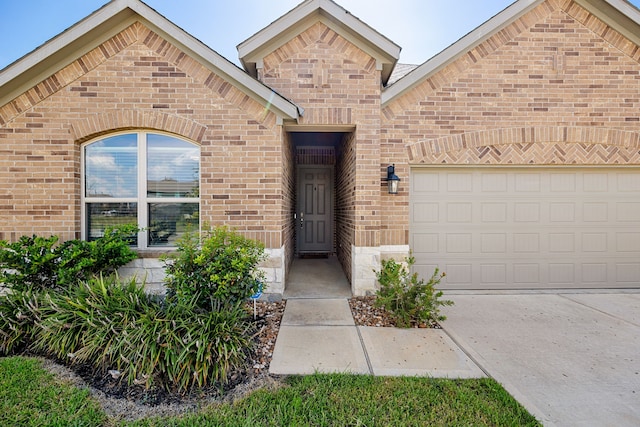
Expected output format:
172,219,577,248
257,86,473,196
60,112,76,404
0,357,105,427
0,356,540,427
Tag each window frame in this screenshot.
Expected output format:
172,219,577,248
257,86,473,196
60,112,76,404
81,130,200,249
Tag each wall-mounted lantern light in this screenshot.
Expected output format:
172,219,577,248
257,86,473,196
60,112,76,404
386,164,400,194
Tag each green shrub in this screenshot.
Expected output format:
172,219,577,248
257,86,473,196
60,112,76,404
0,235,60,290
163,225,266,311
374,256,453,328
0,289,42,355
0,225,138,291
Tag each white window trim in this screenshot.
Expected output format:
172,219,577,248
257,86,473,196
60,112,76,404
81,131,200,249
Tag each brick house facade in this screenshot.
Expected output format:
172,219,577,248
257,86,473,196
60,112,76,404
1,0,639,295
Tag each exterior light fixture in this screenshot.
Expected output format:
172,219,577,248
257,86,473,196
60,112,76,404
386,164,400,194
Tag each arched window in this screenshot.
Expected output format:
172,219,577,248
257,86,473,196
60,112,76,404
82,132,200,248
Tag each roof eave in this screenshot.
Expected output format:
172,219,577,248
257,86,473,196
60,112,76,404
0,0,300,121
237,0,400,84
382,0,640,107
381,0,543,107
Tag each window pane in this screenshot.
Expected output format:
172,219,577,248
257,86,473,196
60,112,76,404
147,134,199,198
148,203,199,247
85,134,137,197
86,203,138,244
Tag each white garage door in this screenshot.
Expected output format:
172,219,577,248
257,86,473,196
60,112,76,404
410,168,640,290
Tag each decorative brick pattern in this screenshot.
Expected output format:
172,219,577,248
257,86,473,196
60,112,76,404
407,126,640,164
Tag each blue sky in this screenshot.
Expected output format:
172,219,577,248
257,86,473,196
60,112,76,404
1,0,640,70
2,0,639,71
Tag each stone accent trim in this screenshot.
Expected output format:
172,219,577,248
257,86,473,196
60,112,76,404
407,126,640,165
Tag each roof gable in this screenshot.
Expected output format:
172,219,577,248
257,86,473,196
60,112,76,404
237,0,401,85
382,0,640,106
0,0,300,122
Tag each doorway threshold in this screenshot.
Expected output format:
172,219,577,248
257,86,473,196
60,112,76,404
284,256,351,299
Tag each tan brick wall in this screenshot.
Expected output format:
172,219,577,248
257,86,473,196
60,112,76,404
0,22,285,247
281,129,296,270
260,21,383,257
381,0,640,246
335,131,356,283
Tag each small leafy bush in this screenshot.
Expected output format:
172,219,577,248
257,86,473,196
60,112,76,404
0,225,138,291
163,225,266,311
374,256,453,328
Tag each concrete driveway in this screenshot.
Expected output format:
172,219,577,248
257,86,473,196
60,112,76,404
441,293,640,427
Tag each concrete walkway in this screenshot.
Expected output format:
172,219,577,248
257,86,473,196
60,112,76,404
269,298,484,378
270,292,640,426
441,293,640,427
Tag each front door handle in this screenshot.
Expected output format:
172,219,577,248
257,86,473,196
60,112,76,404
300,212,304,228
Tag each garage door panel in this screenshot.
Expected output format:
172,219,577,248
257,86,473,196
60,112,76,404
617,173,640,191
581,263,608,283
549,263,575,284
581,233,608,252
481,173,508,192
584,173,609,192
515,174,541,192
413,202,439,223
481,203,507,222
480,264,507,284
616,233,640,252
550,173,576,191
549,233,575,253
480,233,507,253
617,264,640,283
514,233,540,253
514,264,540,283
616,202,640,221
583,202,608,222
515,203,540,222
550,202,576,222
444,264,472,284
446,234,472,253
447,173,473,192
411,168,640,289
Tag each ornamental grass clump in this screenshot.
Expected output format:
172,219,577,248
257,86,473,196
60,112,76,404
374,256,453,328
31,275,255,392
32,275,153,368
0,288,42,355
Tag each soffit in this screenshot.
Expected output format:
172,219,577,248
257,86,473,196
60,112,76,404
0,0,301,121
237,0,401,85
382,0,640,107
